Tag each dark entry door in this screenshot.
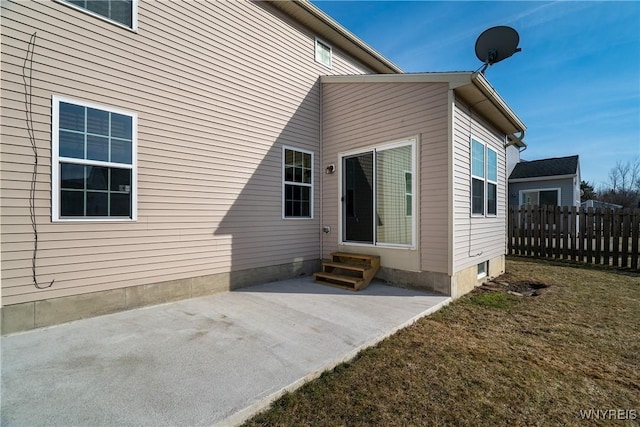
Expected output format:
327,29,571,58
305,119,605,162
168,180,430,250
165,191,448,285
343,152,374,243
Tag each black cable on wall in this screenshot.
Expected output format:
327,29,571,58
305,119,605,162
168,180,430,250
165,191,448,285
22,32,54,289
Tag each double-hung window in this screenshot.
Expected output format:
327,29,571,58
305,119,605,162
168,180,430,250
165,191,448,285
59,0,137,30
315,38,332,69
471,139,485,215
471,138,498,216
283,147,313,219
52,96,137,221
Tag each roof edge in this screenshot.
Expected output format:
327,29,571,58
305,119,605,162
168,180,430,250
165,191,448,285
509,174,577,183
471,72,526,134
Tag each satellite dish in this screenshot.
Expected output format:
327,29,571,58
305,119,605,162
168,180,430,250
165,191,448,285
475,26,521,74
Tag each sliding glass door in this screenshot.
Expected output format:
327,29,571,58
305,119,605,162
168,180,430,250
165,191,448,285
342,140,415,247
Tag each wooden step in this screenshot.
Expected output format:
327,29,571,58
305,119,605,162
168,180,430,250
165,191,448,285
314,252,381,291
322,261,372,272
313,272,364,291
331,252,379,262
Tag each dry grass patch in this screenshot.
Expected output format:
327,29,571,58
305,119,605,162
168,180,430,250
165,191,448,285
244,258,639,427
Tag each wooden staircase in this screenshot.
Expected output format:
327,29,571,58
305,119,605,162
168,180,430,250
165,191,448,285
314,252,380,291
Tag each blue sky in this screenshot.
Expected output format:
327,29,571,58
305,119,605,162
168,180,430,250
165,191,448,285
312,1,640,188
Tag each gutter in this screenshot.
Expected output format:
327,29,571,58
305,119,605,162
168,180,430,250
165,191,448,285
471,72,526,147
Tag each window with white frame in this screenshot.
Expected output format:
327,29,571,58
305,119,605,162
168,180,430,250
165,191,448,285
471,138,498,216
471,139,485,215
59,0,137,29
487,147,498,216
52,96,136,221
315,38,332,68
283,147,313,218
477,261,488,279
341,139,415,247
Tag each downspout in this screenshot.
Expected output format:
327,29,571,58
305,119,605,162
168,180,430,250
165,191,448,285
447,87,455,279
318,79,324,262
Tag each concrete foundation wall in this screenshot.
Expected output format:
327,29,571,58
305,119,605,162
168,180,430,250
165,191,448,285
377,254,504,299
376,267,450,296
451,254,505,298
1,259,319,335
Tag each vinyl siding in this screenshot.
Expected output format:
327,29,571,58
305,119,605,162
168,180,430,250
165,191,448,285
506,144,520,177
508,177,579,207
452,101,507,274
0,0,371,305
321,81,449,273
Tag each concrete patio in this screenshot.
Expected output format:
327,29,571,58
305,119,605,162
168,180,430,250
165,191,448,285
1,277,450,426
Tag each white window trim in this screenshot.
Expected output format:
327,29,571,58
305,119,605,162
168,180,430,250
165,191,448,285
52,95,138,222
519,188,562,206
470,137,486,217
282,146,314,220
470,138,500,218
338,137,417,249
477,261,488,279
486,146,498,217
315,37,332,69
55,0,139,32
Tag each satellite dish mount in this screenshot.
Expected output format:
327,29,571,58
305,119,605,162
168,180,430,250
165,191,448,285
475,26,521,74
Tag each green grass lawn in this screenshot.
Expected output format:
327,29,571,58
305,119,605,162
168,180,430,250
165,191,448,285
244,257,640,427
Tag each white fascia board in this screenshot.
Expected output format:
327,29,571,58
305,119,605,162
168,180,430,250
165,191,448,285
321,72,473,85
509,174,576,183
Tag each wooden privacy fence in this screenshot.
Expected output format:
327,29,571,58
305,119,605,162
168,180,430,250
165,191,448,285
508,205,640,271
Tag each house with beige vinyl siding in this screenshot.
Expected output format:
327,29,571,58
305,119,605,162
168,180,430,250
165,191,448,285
0,0,525,334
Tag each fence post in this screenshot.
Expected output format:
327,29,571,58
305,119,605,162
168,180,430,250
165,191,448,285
571,206,578,261
603,208,611,266
537,205,543,257
525,205,534,256
547,205,555,258
562,206,569,260
517,206,523,255
632,209,639,271
553,206,562,259
579,207,586,263
594,207,602,266
613,209,621,267
509,206,516,255
586,207,594,265
621,208,630,268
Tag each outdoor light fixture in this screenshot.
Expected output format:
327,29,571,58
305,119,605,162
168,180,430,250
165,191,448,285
325,164,335,174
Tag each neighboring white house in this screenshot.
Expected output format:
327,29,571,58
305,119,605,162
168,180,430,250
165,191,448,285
0,0,526,333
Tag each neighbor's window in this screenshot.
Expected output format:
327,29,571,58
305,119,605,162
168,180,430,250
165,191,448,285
60,0,137,29
283,147,313,218
52,96,136,221
521,189,559,206
471,138,498,216
315,38,332,68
